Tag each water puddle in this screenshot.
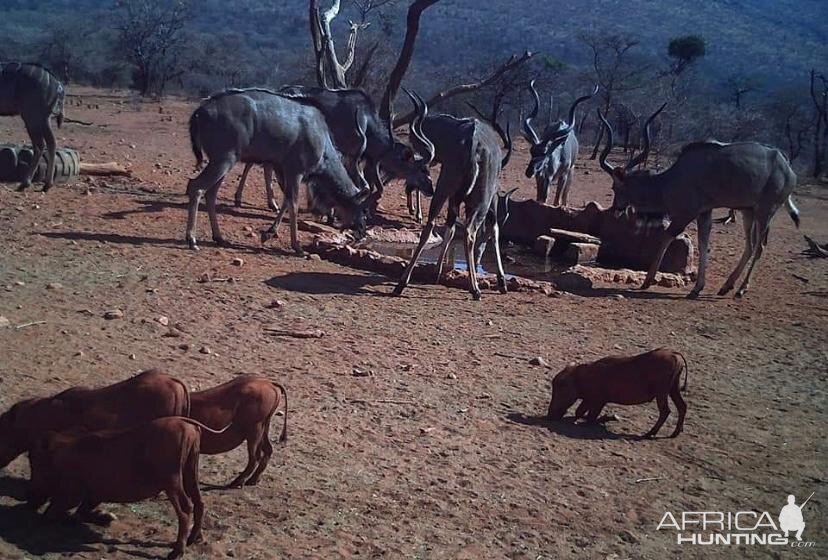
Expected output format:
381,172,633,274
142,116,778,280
358,240,571,281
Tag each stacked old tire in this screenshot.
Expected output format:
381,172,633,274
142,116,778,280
0,144,81,184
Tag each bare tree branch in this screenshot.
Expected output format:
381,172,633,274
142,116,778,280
392,50,535,126
379,0,441,121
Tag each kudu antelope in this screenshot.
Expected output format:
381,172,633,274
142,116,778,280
234,86,434,215
522,80,597,206
0,62,65,191
185,88,370,253
597,105,800,298
393,91,511,300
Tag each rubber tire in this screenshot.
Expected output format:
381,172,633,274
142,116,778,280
0,144,80,184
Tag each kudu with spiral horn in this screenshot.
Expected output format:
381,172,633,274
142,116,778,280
522,80,598,206
597,103,800,298
393,90,512,300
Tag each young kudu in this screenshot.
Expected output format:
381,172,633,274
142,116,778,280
393,91,511,300
597,105,800,298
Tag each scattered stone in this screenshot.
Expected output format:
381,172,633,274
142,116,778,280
419,427,435,435
352,367,373,377
14,281,25,286
563,242,600,265
446,372,458,380
156,316,169,326
103,309,124,320
307,254,322,261
533,235,556,258
129,353,137,360
178,343,190,351
0,316,10,329
619,530,639,544
74,351,83,357
231,257,244,267
529,356,549,367
266,299,285,310
199,346,212,355
548,228,601,245
613,294,625,300
162,328,183,338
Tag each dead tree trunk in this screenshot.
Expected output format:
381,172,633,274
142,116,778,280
810,69,827,177
310,0,370,89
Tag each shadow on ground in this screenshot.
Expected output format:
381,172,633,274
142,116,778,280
266,271,389,296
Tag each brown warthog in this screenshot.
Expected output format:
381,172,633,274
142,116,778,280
0,369,190,468
28,417,221,560
190,375,288,488
546,348,688,438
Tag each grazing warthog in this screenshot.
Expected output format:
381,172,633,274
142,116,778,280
546,348,688,438
0,62,66,191
28,417,223,560
186,88,370,253
597,105,800,298
0,369,189,469
522,80,597,206
190,375,288,488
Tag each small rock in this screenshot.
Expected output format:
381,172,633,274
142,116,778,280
446,372,458,380
178,343,191,351
231,257,244,267
529,356,549,367
0,316,11,329
485,319,493,326
103,309,124,320
157,316,169,326
199,346,212,355
129,353,137,360
352,367,373,377
14,281,25,286
420,427,435,435
400,364,413,372
613,294,625,300
613,344,622,350
162,328,183,338
619,530,638,544
73,351,84,357
307,254,322,261
266,299,285,309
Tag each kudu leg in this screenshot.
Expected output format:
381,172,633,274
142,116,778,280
393,192,449,296
464,209,488,301
688,211,712,298
490,220,508,294
19,122,45,191
185,158,234,250
263,164,280,212
285,176,304,256
435,204,460,283
560,170,574,208
205,183,227,246
641,218,693,290
718,210,755,296
735,210,774,298
234,162,255,208
536,175,549,204
42,124,57,191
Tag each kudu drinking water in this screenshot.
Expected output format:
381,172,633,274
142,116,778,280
522,80,597,206
0,62,65,191
597,105,800,298
185,88,370,253
393,91,512,300
233,86,434,215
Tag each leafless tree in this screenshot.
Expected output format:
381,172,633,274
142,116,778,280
810,69,827,177
115,0,193,97
579,32,651,159
724,74,761,109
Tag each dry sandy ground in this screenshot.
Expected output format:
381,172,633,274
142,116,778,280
0,88,826,559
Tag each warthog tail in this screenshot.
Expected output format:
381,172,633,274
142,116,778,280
272,382,288,443
180,417,232,434
675,352,689,391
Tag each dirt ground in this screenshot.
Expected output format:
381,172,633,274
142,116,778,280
0,88,826,559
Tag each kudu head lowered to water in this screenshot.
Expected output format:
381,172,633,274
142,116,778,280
596,103,667,216
521,80,597,205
